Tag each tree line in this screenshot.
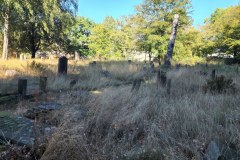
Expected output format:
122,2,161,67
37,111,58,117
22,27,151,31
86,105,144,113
0,0,239,61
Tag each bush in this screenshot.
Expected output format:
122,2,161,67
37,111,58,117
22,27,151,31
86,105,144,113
203,75,236,94
27,61,47,74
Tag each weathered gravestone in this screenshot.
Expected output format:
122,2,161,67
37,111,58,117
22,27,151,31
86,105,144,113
75,51,80,61
157,70,167,88
23,102,62,119
20,54,25,61
90,61,97,67
58,56,68,75
150,61,155,73
211,69,216,80
0,112,49,146
39,77,47,92
167,79,172,94
18,79,27,95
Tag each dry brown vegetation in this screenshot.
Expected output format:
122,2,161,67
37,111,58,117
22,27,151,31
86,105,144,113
1,59,240,159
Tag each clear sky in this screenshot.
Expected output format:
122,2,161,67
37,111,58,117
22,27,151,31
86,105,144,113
77,0,240,26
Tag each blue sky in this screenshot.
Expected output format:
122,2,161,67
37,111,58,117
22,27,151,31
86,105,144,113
77,0,240,26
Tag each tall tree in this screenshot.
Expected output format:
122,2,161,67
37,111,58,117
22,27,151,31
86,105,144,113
133,0,192,62
1,0,78,59
0,0,25,59
202,6,240,58
89,16,129,59
65,16,95,56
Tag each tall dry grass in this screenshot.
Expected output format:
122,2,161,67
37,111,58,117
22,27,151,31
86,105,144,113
40,65,240,159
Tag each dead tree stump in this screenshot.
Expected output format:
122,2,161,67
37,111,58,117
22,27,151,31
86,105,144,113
58,56,68,75
18,79,27,95
39,76,47,92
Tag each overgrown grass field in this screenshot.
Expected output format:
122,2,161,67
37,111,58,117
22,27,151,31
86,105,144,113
0,59,240,159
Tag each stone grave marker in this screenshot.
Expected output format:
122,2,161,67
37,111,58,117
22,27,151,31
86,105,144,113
58,56,68,75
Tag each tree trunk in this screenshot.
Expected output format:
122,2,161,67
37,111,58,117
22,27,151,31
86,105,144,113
2,11,9,60
164,14,180,67
30,24,39,59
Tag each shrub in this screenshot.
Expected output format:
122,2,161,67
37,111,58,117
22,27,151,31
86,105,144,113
203,75,236,94
27,61,47,74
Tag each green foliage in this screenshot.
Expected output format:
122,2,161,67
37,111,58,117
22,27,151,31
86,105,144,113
132,0,192,59
202,5,240,57
1,0,78,58
89,16,129,59
65,16,95,56
203,75,236,94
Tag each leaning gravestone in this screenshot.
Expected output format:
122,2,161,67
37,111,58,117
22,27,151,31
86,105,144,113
58,56,68,75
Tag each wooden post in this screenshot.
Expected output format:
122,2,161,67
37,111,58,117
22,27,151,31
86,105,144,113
167,79,172,95
39,76,47,92
18,79,27,95
58,56,68,75
211,69,216,80
164,14,180,67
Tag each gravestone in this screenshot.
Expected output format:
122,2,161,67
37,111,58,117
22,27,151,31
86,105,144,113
167,79,172,94
18,79,27,95
90,61,97,67
39,77,47,92
211,69,216,80
75,51,80,60
23,102,62,119
131,79,142,92
0,112,50,146
150,61,155,73
160,71,167,87
157,70,167,88
176,64,181,70
20,54,25,61
70,79,77,88
58,56,68,75
128,60,132,64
